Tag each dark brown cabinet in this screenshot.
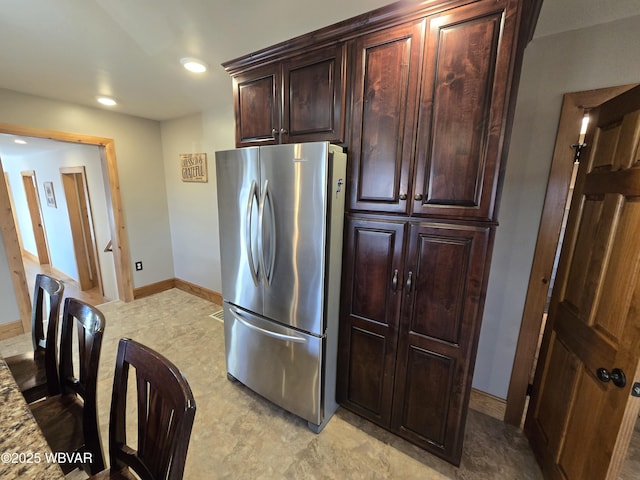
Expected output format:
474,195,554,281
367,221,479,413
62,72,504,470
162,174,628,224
347,0,519,221
347,20,424,215
338,217,492,463
411,1,518,221
232,64,279,146
228,44,345,147
337,0,532,466
223,0,540,467
337,217,405,426
390,222,491,462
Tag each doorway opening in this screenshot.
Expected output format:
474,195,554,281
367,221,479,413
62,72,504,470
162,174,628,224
504,84,639,428
60,166,102,293
20,170,51,265
0,123,134,335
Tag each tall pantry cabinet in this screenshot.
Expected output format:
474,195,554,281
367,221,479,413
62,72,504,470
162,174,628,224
222,0,542,466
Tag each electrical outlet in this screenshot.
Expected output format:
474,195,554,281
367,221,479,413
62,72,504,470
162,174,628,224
135,261,143,271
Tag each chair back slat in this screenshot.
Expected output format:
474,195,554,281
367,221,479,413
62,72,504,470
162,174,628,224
31,273,64,352
31,274,64,397
110,338,196,480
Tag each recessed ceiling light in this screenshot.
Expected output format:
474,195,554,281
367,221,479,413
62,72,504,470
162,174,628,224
180,57,207,73
13,138,27,145
97,96,117,106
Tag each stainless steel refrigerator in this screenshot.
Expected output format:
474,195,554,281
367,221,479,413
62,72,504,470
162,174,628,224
215,142,346,432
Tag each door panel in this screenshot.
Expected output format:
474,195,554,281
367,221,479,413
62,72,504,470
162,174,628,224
234,64,280,146
347,20,424,214
215,147,263,314
260,143,329,335
21,171,49,265
223,303,323,425
526,85,640,480
413,0,513,220
392,222,491,465
400,347,455,447
337,217,405,425
283,44,345,143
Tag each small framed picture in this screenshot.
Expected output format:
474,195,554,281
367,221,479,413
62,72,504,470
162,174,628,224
43,181,56,208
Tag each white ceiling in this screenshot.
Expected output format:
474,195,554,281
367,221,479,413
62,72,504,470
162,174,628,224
0,0,638,156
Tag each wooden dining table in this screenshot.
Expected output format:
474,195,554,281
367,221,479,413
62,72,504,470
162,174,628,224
0,358,65,479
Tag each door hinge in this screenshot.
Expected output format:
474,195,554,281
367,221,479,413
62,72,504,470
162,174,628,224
526,383,534,397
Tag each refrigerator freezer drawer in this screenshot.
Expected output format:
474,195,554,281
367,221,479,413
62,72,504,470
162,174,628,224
224,303,324,425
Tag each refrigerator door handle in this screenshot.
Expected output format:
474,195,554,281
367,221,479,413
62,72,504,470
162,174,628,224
265,181,276,284
246,180,260,285
259,179,276,285
230,308,307,344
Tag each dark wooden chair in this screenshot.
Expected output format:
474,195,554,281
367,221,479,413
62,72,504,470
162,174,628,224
5,273,64,403
88,338,196,480
30,297,106,475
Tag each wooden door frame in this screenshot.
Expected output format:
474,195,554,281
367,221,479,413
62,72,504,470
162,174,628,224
0,123,133,333
60,166,102,293
4,172,23,251
20,170,50,264
504,83,639,426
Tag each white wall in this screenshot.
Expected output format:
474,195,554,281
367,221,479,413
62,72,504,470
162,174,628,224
0,229,20,323
0,89,173,325
2,143,118,300
160,106,235,293
472,15,640,398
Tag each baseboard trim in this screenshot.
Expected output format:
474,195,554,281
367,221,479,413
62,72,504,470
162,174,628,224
0,320,26,340
174,278,223,305
133,279,176,299
469,388,507,422
133,278,222,305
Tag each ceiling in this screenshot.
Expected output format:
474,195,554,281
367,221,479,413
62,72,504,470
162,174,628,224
0,0,638,156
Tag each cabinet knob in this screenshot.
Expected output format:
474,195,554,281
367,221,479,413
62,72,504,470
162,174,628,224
280,128,288,135
271,128,277,137
414,193,423,201
399,193,407,201
391,269,398,292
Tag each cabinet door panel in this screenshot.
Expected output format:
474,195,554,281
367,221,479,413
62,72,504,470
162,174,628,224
392,222,492,465
414,0,516,220
348,21,425,214
283,44,345,143
337,217,405,425
233,64,280,147
400,347,455,447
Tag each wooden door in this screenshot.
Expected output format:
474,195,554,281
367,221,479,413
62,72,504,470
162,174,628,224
347,20,424,215
61,168,101,292
233,63,280,147
337,216,406,426
21,171,49,265
391,222,491,465
282,44,345,144
525,85,640,480
412,0,517,221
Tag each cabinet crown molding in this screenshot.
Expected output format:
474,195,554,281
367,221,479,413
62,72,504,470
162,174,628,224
222,0,541,75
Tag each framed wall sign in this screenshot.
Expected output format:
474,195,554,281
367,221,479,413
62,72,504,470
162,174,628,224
180,153,208,182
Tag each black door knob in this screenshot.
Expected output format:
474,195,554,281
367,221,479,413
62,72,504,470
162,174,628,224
596,367,626,388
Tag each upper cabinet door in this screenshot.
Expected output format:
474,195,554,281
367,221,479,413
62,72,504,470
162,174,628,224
347,20,425,214
413,0,517,221
282,44,346,144
233,64,281,147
